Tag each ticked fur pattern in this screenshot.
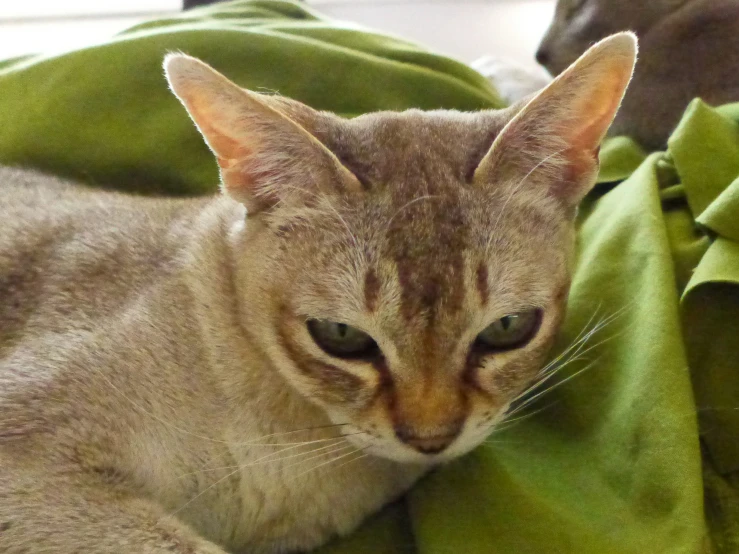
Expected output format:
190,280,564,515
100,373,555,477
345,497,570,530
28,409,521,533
0,34,636,553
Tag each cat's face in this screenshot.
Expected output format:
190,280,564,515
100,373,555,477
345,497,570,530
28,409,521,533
165,33,636,464
246,110,572,463
537,0,684,75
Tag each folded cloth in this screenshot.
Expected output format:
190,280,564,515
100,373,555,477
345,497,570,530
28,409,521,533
0,0,500,196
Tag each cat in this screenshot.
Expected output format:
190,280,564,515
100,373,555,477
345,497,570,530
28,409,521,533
535,0,739,150
0,33,636,553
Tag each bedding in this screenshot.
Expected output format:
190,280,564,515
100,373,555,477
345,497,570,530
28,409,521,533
0,1,737,552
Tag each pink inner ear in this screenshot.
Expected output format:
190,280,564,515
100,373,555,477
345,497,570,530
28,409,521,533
561,118,605,179
189,103,251,162
220,157,282,211
560,68,630,178
188,103,272,200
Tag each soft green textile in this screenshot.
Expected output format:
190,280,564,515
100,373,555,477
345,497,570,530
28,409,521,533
1,1,737,553
0,0,499,195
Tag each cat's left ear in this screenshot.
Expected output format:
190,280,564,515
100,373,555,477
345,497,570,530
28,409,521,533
164,54,362,213
473,32,637,208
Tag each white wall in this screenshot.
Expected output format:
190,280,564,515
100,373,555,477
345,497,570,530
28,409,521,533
0,1,555,67
317,1,554,67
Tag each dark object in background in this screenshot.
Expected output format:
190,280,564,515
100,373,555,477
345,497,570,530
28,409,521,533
184,0,302,7
536,0,739,151
183,0,225,9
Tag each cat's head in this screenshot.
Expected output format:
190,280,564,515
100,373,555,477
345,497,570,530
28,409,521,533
164,33,636,464
537,0,682,75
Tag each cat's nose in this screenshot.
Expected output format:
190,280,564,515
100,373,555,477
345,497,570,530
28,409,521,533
394,424,461,454
535,48,550,66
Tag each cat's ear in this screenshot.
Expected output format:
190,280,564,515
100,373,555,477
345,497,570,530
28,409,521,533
473,32,637,207
164,54,362,213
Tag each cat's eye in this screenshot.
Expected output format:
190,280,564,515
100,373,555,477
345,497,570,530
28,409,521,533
475,309,542,352
307,319,379,359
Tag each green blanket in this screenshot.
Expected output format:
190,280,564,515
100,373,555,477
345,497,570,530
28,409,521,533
1,1,737,552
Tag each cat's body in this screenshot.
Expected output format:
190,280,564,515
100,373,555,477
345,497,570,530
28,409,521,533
0,35,636,553
0,168,420,553
536,0,739,150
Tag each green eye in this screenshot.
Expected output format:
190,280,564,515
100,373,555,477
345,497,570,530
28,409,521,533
475,309,542,351
307,319,378,359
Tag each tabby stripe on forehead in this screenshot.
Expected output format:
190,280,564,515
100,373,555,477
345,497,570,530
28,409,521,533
364,268,380,312
476,264,489,306
385,192,469,322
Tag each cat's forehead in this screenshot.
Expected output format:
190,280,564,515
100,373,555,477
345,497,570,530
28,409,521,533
285,108,565,325
321,109,511,192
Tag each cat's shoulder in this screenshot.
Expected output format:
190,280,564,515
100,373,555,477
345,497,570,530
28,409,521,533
0,166,209,236
0,166,211,347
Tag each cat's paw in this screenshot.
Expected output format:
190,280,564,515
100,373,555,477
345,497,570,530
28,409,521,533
471,56,552,105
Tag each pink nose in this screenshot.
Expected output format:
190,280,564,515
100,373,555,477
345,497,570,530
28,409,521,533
394,424,462,454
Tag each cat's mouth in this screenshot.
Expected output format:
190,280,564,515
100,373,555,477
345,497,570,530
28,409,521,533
361,441,455,465
339,419,493,466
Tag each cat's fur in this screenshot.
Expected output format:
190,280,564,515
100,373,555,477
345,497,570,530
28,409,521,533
0,34,636,553
537,0,739,149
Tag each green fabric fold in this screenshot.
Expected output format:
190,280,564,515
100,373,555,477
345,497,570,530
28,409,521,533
0,1,738,552
0,0,500,197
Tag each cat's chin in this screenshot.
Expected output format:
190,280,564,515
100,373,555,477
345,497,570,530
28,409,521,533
347,435,482,467
367,445,440,466
331,418,490,466
335,428,439,466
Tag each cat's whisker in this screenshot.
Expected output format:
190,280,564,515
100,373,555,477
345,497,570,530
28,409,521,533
177,436,356,478
507,306,626,412
505,357,589,419
519,312,606,393
169,442,358,517
537,305,625,375
169,466,244,518
526,333,607,397
530,308,603,379
494,402,556,433
191,428,366,476
276,442,358,474
328,451,370,474
285,446,370,483
192,442,337,480
536,306,609,371
228,429,362,449
506,345,589,412
219,442,356,479
510,357,602,416
483,438,531,447
541,315,627,383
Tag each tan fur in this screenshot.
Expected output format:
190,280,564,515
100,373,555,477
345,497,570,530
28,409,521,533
0,34,635,553
537,0,739,149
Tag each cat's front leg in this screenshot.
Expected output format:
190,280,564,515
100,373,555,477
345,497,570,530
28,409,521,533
471,56,552,104
0,456,227,554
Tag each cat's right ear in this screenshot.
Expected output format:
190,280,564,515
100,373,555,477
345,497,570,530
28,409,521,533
163,54,362,213
473,32,637,209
